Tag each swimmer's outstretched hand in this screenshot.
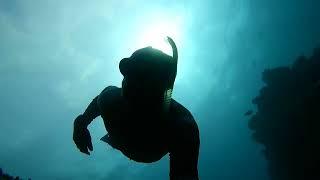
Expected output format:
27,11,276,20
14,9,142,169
73,115,93,155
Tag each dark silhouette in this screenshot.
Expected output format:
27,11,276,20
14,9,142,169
0,168,30,180
248,47,320,180
244,110,253,116
73,37,200,180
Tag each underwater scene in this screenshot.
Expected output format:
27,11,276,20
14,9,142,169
0,0,319,179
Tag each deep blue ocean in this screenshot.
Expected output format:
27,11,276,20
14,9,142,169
0,0,319,179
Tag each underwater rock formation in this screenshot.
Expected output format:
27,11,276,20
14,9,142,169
248,48,320,180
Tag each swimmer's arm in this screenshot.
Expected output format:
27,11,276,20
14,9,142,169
169,113,200,180
80,96,101,127
73,96,100,155
78,86,117,127
73,86,118,155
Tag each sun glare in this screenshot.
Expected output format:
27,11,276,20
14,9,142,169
135,19,182,56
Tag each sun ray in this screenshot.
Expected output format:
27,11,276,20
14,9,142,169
134,17,182,56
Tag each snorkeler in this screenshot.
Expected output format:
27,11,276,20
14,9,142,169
73,37,200,180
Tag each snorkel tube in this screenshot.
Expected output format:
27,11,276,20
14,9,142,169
162,36,178,113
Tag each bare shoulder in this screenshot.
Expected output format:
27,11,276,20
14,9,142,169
169,99,199,137
97,86,122,110
100,86,120,95
170,99,196,122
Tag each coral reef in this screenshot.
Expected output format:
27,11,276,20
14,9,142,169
248,48,320,180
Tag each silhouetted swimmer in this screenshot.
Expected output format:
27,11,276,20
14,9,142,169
73,37,200,180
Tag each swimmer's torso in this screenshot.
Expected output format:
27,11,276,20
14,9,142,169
97,86,170,162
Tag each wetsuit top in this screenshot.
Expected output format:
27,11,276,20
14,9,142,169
82,86,200,179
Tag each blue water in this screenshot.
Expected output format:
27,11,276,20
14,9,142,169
0,0,319,179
